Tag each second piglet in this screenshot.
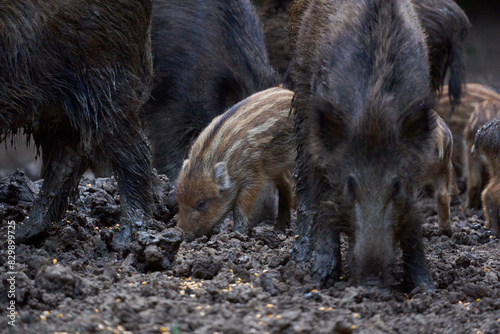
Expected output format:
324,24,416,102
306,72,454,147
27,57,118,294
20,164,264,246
176,88,295,240
472,119,500,237
464,100,500,209
421,112,457,236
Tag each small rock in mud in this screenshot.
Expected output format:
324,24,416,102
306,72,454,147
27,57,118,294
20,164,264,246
0,169,38,221
189,254,223,279
259,273,280,296
131,227,183,271
253,225,286,249
152,173,177,224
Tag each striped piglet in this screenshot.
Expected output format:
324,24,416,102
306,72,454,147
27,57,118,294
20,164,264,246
176,87,295,240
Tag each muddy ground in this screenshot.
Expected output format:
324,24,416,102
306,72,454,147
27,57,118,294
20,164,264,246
0,170,499,334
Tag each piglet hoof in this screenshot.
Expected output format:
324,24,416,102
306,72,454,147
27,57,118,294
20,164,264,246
438,224,453,237
182,231,196,242
233,224,251,236
233,207,251,235
274,217,290,233
450,194,461,206
15,217,49,244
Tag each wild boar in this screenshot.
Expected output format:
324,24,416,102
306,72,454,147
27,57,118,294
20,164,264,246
290,0,435,290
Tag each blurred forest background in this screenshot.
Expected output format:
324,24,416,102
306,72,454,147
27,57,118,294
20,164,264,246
1,0,499,179
454,0,500,86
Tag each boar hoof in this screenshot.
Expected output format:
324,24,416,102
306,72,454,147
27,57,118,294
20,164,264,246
113,223,134,251
16,217,49,244
406,274,436,292
312,266,340,288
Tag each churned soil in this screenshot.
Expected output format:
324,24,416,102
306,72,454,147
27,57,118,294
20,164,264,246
1,170,499,334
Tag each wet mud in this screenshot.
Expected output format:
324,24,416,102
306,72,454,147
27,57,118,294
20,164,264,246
0,171,499,333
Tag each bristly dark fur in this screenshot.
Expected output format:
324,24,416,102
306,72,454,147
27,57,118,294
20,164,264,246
260,0,295,75
1,0,154,247
285,0,470,107
141,0,278,180
1,1,152,137
290,0,435,290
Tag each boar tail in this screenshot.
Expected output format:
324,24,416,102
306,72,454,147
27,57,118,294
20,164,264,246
447,40,467,113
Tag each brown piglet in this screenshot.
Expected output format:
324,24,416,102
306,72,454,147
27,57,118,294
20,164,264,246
472,118,500,237
422,112,457,236
464,100,500,209
176,87,295,240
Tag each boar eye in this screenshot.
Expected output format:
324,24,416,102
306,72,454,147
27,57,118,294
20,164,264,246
391,180,401,199
346,174,356,201
195,199,208,212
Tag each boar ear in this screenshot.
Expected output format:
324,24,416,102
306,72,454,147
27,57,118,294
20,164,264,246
400,100,436,142
209,68,246,112
213,162,232,191
309,96,348,151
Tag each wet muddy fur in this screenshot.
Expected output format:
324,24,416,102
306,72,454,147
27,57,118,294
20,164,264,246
0,0,154,249
141,0,277,180
290,0,436,290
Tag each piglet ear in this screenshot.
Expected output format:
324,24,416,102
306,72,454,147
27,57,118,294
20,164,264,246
213,162,232,191
308,96,348,151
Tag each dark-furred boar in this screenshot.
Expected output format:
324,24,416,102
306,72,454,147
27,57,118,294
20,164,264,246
1,0,154,249
290,0,436,290
142,0,277,180
287,0,470,110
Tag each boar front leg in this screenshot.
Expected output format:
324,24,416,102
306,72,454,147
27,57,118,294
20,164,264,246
400,213,434,290
311,215,341,288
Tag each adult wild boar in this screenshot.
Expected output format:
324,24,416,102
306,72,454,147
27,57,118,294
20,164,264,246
1,0,154,249
290,0,436,290
142,0,277,180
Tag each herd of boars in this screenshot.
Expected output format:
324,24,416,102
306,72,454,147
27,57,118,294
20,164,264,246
1,0,498,290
